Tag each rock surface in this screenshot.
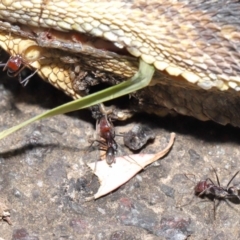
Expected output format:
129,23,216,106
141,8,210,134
1,72,240,240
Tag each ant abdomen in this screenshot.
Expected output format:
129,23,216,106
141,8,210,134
106,147,116,165
6,56,22,74
195,180,209,195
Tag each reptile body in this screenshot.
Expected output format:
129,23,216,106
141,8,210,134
0,0,240,126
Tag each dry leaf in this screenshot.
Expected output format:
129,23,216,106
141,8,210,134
87,132,175,199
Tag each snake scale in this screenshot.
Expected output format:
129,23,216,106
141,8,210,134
0,0,240,126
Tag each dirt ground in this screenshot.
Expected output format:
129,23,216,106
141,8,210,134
1,72,240,240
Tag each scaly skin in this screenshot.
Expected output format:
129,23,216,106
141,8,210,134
0,0,240,126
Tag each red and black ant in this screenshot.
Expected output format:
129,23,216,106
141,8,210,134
89,104,119,166
0,37,39,86
188,169,240,219
90,104,144,167
196,169,240,205
97,114,118,165
0,54,38,86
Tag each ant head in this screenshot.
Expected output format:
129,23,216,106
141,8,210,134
228,186,240,196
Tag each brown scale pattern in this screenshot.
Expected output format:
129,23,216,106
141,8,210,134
0,1,240,126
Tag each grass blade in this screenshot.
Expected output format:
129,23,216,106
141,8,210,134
0,60,154,140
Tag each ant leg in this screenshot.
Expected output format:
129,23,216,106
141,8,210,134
212,168,221,187
20,68,38,86
86,137,104,155
184,174,197,184
1,58,11,71
177,193,195,209
176,173,197,208
213,198,217,220
0,63,6,68
213,199,222,220
93,148,99,173
116,144,143,168
224,198,240,215
82,139,98,175
87,138,107,172
197,190,208,197
18,73,22,85
206,177,215,185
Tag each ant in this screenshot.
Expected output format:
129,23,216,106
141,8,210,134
89,104,118,166
97,114,118,165
90,104,142,168
194,169,240,219
0,55,38,86
0,36,39,86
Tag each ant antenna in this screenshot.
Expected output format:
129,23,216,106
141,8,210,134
226,171,240,189
212,167,221,187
